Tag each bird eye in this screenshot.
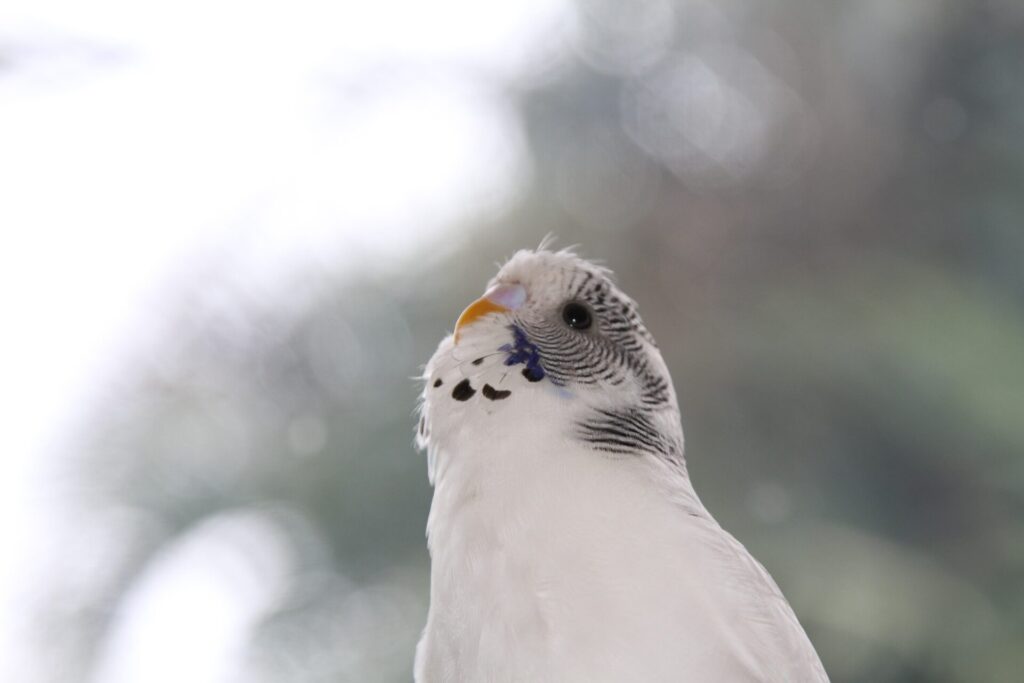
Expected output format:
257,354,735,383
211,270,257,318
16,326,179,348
561,302,593,330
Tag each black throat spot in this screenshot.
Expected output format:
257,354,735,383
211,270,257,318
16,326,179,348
451,379,476,401
482,384,511,400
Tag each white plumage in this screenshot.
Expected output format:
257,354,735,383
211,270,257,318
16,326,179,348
415,247,827,682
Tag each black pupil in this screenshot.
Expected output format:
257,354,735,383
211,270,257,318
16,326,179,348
562,302,592,330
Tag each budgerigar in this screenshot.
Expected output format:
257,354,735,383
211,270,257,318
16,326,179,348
414,246,828,682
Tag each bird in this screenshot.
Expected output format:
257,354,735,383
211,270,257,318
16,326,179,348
414,245,828,682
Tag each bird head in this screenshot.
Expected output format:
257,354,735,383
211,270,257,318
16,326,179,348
418,246,684,473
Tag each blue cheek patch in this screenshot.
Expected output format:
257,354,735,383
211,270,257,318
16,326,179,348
499,325,547,382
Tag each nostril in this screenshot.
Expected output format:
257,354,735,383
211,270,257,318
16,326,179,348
484,283,526,310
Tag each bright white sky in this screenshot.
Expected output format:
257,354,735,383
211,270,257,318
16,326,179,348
0,0,573,679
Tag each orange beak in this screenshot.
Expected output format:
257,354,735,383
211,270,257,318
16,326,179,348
453,283,526,344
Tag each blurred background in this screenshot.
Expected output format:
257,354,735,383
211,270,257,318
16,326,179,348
2,0,1023,681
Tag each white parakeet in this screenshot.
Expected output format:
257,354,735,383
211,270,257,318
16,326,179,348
415,246,828,682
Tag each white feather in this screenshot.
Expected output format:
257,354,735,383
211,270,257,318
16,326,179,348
415,250,828,682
